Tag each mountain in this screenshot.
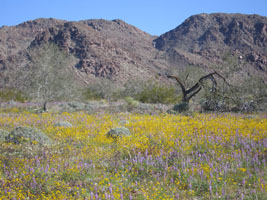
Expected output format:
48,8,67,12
0,13,266,102
154,13,267,71
0,18,167,83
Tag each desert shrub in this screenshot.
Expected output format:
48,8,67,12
83,87,103,100
172,102,189,113
67,101,85,111
106,127,131,138
198,75,267,112
120,79,148,98
5,127,51,145
136,83,178,104
237,77,267,112
83,79,120,101
4,43,83,102
0,129,9,142
27,43,83,101
83,79,180,104
121,80,180,104
124,96,139,107
0,89,29,102
54,121,73,127
124,96,139,111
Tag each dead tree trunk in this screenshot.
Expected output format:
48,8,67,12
43,101,47,112
167,71,229,103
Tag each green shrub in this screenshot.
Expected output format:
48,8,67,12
106,127,131,138
5,127,51,145
83,87,103,100
136,83,176,104
54,121,73,127
172,102,189,113
0,129,9,142
0,89,29,102
124,96,139,106
83,79,120,101
83,79,180,104
122,80,180,104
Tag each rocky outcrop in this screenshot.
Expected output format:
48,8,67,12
0,18,161,86
0,14,266,99
154,13,267,71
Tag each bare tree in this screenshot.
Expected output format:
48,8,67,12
167,71,230,103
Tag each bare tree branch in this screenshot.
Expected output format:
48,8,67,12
187,86,202,101
167,75,187,96
167,71,229,103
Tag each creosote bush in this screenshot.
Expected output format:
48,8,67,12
83,79,180,104
83,79,120,101
0,89,29,102
122,80,181,104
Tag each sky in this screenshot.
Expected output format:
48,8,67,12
1,0,266,36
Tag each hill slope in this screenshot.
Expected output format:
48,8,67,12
0,13,266,103
154,13,267,71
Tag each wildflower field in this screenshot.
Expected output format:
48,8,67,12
0,111,266,199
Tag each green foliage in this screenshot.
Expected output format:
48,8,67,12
124,96,139,107
83,79,120,101
122,80,180,104
0,129,9,142
135,82,178,104
54,121,73,127
172,102,189,113
199,75,267,112
83,79,180,104
106,127,131,138
0,112,266,199
123,96,140,112
5,126,51,145
83,87,103,100
24,43,82,101
238,76,267,110
0,89,29,102
124,96,139,112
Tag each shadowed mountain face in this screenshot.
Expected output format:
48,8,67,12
0,13,266,100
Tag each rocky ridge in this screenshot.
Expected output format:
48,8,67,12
0,18,165,86
154,13,267,71
0,13,266,100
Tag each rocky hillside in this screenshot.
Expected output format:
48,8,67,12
154,13,267,71
0,13,266,102
0,18,167,85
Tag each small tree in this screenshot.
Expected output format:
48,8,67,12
25,43,81,111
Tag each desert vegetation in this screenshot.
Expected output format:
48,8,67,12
0,13,266,200
0,111,266,199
